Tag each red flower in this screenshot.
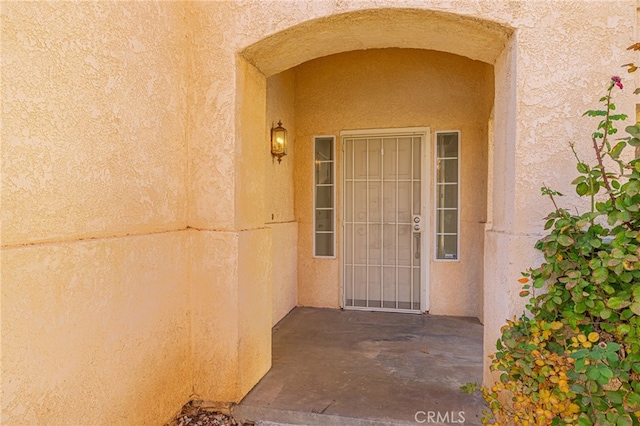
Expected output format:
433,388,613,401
611,75,623,89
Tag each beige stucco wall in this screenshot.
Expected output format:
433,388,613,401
293,49,493,317
2,233,192,425
1,2,192,424
266,70,298,325
2,1,636,423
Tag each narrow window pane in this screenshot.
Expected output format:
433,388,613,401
435,132,459,260
314,136,336,257
437,184,458,209
315,233,334,257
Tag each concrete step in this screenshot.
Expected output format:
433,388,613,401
234,404,467,426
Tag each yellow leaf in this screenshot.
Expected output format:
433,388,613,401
587,332,599,342
518,277,529,284
577,334,587,343
551,322,563,330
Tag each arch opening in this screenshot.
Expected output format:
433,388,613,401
234,6,517,390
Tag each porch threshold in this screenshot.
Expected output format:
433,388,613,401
233,307,487,426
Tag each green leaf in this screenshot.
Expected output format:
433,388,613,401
626,180,640,197
621,309,634,320
630,301,640,316
578,414,593,426
616,415,633,426
617,324,631,335
610,141,626,159
593,267,609,284
577,162,589,173
624,392,640,410
571,349,589,359
626,124,640,137
576,182,589,196
606,390,624,404
557,234,575,247
598,364,613,379
608,297,625,310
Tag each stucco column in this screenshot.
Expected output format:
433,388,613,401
188,3,273,402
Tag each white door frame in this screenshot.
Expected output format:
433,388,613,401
340,127,430,313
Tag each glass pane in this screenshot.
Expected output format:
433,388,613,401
413,137,421,180
382,224,396,266
413,181,421,216
353,139,368,179
354,266,367,306
315,209,333,232
437,210,458,234
344,181,353,221
437,158,458,183
412,268,420,310
315,162,333,185
344,264,353,304
397,181,411,223
397,137,412,180
437,133,458,157
315,232,334,257
437,184,458,209
397,224,412,266
382,182,396,223
383,267,397,309
437,235,458,260
383,138,397,180
368,266,381,307
395,267,411,309
316,186,333,208
368,224,382,266
354,224,367,264
353,181,367,222
345,139,353,180
368,138,382,180
368,181,381,223
316,137,333,161
344,223,353,264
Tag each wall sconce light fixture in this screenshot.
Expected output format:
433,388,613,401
271,120,288,163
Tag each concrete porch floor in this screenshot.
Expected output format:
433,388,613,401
233,307,487,426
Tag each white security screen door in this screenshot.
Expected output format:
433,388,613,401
342,128,429,313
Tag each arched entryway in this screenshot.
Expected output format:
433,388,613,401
234,7,516,389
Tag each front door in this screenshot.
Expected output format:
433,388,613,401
342,128,429,313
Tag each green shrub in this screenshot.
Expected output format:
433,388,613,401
463,75,640,425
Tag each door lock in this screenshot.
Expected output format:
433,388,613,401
412,215,423,232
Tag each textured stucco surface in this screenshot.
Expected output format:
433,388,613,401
1,0,637,423
1,232,192,425
270,223,299,325
2,2,188,246
265,70,296,225
189,228,273,402
266,70,298,325
1,2,192,425
293,49,494,317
